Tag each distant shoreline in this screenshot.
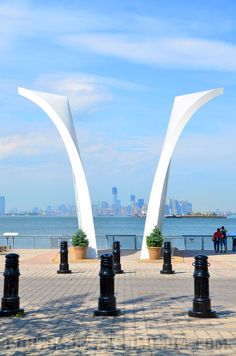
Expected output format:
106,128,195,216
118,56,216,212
0,214,228,219
165,214,226,219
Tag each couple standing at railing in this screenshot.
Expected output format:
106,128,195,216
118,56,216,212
212,226,227,253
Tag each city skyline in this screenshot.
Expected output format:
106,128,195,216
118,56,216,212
1,188,233,217
1,2,236,211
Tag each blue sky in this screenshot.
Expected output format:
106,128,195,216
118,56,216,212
1,0,236,211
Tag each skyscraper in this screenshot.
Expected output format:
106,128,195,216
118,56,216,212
130,195,135,205
130,195,136,215
180,200,192,214
168,198,176,215
164,204,170,216
0,196,5,215
137,199,144,209
112,187,118,213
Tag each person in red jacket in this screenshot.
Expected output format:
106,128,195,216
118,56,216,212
212,228,222,253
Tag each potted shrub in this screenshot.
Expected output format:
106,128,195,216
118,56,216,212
146,225,164,260
71,229,89,259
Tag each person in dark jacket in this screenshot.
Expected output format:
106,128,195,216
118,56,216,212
220,226,227,253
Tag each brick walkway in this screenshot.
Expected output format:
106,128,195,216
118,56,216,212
0,249,235,355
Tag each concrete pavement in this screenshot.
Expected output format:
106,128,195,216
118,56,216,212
0,249,235,355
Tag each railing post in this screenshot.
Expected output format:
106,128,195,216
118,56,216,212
201,237,204,251
184,237,187,250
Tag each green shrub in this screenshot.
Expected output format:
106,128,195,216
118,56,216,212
146,225,164,247
72,229,89,247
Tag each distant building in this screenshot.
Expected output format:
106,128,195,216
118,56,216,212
58,204,67,215
92,204,99,216
175,200,182,215
112,187,118,213
141,204,147,216
130,195,136,215
165,199,193,215
0,196,5,215
130,195,135,204
180,200,192,214
169,198,177,215
127,205,132,215
167,198,192,215
101,201,109,209
46,205,52,215
137,199,144,209
164,204,170,215
32,206,39,214
117,199,121,213
98,201,109,216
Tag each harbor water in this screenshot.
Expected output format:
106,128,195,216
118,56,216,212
0,215,235,250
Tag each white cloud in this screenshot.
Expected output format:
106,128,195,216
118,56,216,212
34,72,147,114
63,33,236,72
1,1,236,73
0,131,62,159
34,74,112,114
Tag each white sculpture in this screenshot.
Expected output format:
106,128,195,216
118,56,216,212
18,87,97,258
140,88,224,259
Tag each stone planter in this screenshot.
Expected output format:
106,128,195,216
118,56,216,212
148,247,161,260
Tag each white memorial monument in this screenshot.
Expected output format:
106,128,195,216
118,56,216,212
140,88,224,259
18,87,97,258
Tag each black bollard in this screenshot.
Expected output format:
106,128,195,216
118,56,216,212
188,254,216,318
94,254,121,316
57,241,71,274
113,241,123,274
0,253,24,317
160,241,175,274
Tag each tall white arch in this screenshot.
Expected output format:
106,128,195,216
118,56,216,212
140,88,224,259
18,87,97,258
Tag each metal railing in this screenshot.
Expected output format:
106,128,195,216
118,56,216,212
0,233,235,251
105,235,140,250
0,235,71,250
